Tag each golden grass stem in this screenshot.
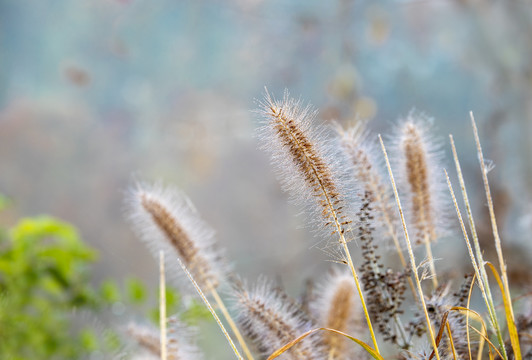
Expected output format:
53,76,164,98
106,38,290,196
449,134,509,359
159,251,167,360
465,275,475,360
379,135,441,360
470,113,514,320
210,288,255,360
176,257,244,360
339,229,380,354
364,166,417,298
445,322,457,360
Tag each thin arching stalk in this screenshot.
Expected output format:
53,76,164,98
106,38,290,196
379,135,441,360
210,288,255,360
448,135,508,359
470,113,514,321
444,168,507,360
177,257,244,360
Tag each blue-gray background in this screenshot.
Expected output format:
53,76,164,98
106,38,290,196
1,0,531,358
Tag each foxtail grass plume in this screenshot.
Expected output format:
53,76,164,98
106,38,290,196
127,183,226,292
234,279,324,360
257,90,358,251
337,122,400,251
127,318,204,360
310,268,362,359
391,115,448,247
258,90,381,353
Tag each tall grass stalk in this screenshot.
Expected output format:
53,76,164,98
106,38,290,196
379,135,441,360
448,136,508,360
176,256,244,360
470,113,514,322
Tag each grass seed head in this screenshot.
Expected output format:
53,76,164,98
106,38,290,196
126,182,227,292
311,268,362,359
390,114,449,246
234,278,325,360
257,90,360,255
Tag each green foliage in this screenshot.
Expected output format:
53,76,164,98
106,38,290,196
125,277,147,304
0,216,103,359
0,197,211,359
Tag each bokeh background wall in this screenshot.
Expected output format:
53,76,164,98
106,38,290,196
1,0,532,357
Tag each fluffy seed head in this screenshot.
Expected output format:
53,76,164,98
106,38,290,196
391,114,449,245
127,323,160,358
257,90,359,252
127,319,203,360
310,268,361,359
337,122,398,249
126,182,226,292
234,279,325,360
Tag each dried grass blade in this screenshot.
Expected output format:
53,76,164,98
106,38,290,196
451,307,499,360
266,327,384,360
485,262,522,360
468,325,496,360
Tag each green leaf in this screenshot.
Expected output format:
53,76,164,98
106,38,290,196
126,277,147,304
100,280,121,303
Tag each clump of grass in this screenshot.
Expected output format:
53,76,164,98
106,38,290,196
122,91,527,360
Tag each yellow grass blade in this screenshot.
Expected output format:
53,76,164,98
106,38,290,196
469,325,496,360
451,306,500,360
266,327,384,360
485,262,522,360
445,322,458,360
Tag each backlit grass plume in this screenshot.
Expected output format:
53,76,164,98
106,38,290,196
391,115,448,288
310,268,363,359
127,183,225,292
127,318,204,360
126,183,256,360
257,90,357,246
257,90,380,353
117,92,527,360
234,279,324,360
336,123,398,250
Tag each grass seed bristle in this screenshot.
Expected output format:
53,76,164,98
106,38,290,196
235,280,324,360
127,183,224,293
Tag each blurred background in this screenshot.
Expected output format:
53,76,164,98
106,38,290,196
1,0,532,358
